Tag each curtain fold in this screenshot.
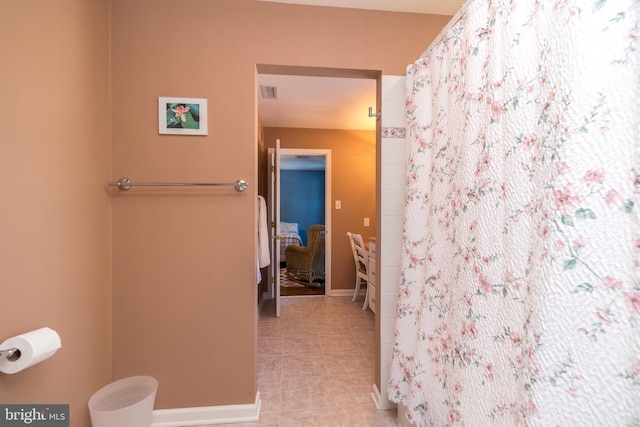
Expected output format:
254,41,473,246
388,1,640,425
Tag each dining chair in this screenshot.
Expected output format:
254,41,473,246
347,232,369,310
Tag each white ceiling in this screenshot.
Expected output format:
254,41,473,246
257,0,461,131
256,0,462,15
258,74,377,131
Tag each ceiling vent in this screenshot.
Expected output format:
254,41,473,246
260,85,278,100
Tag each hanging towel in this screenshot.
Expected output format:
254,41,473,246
257,195,270,284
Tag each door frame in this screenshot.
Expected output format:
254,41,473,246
256,63,380,300
267,148,332,297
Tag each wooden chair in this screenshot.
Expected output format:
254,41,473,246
347,232,369,310
285,225,326,286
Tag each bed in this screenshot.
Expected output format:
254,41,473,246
279,222,303,263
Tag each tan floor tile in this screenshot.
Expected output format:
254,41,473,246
282,336,323,354
280,376,335,411
277,408,341,427
323,351,374,375
258,337,284,355
258,323,285,339
336,404,399,427
316,323,353,335
281,353,327,377
318,335,364,354
326,373,375,405
257,380,282,413
256,411,280,426
252,296,392,426
257,355,283,381
282,319,318,330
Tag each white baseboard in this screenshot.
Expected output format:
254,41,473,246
329,289,366,297
151,392,261,426
262,289,364,298
371,383,396,411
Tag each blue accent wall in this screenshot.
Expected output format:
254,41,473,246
281,170,325,245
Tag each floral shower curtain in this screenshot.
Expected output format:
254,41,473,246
388,1,639,426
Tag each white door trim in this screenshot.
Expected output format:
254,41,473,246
279,148,332,295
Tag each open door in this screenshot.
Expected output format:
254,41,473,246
268,140,282,317
268,145,332,305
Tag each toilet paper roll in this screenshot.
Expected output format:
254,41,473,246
0,327,61,374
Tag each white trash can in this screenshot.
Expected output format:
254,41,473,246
88,376,158,427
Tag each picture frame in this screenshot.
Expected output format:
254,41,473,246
158,97,208,135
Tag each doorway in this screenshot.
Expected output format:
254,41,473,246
275,149,331,298
256,63,381,403
257,64,380,305
266,145,333,316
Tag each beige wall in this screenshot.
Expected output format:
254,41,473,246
112,0,448,408
0,1,112,426
0,0,447,421
109,0,449,410
264,127,376,291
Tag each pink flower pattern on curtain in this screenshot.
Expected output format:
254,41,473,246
388,0,640,425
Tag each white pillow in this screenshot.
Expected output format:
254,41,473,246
280,222,299,234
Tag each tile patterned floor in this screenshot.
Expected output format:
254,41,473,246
197,295,399,427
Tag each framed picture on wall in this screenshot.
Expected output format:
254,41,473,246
158,97,208,135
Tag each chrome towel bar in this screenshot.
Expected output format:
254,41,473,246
108,177,249,192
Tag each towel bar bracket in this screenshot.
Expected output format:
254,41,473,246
115,177,132,191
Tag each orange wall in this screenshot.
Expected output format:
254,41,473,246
264,127,376,291
110,0,449,409
0,1,112,425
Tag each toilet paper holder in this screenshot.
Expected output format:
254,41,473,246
0,348,20,362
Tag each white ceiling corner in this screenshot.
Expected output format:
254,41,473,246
255,0,463,16
258,74,377,131
256,0,463,131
